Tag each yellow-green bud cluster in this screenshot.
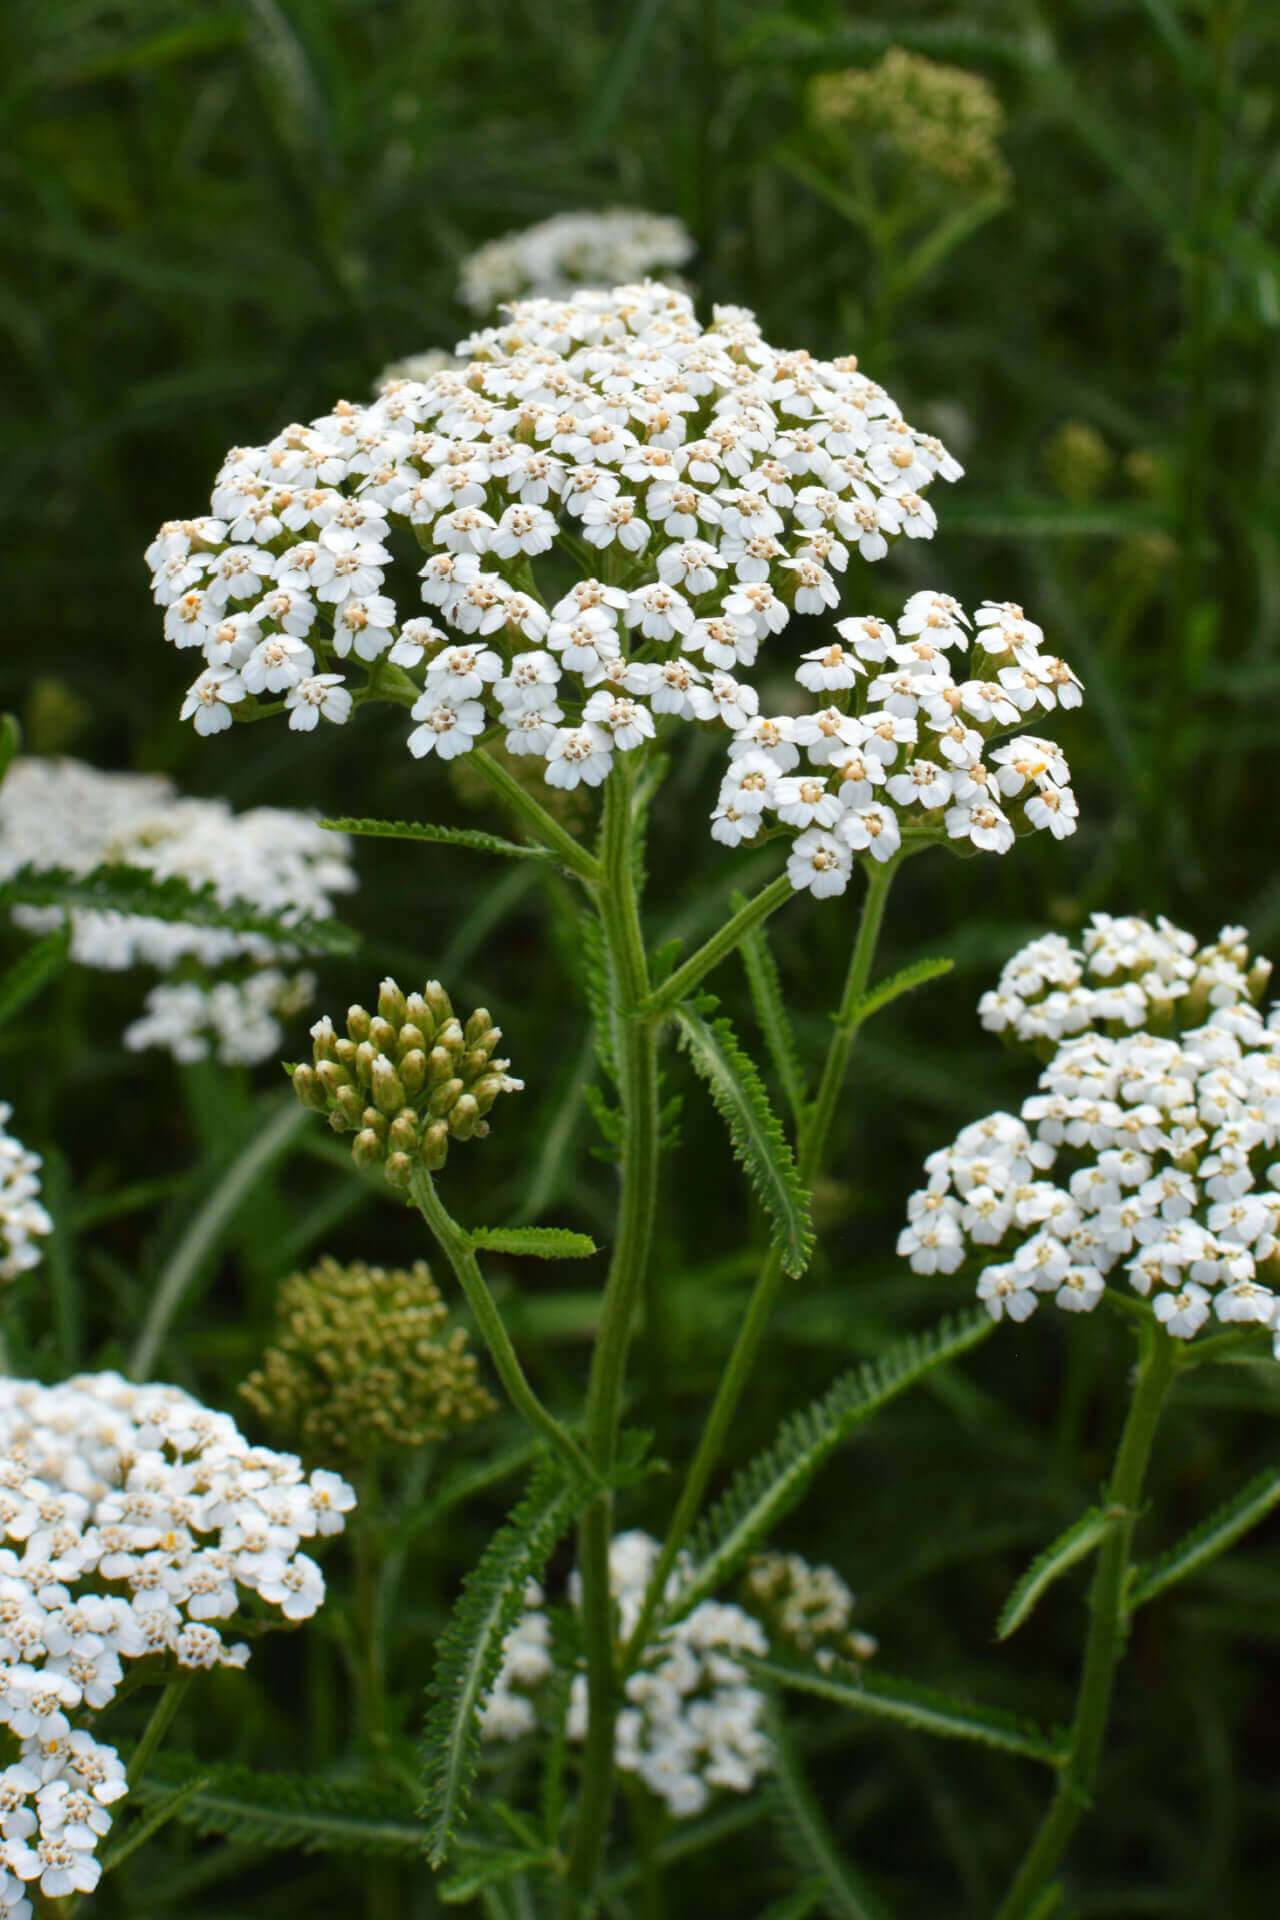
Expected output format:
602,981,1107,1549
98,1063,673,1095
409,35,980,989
743,1551,878,1669
1042,420,1114,503
811,48,1009,197
290,978,523,1187
241,1255,495,1461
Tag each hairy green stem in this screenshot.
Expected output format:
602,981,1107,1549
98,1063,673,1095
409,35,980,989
994,1324,1177,1920
625,857,899,1666
644,872,794,1014
472,748,602,883
126,1674,191,1788
409,1168,590,1480
566,765,661,1901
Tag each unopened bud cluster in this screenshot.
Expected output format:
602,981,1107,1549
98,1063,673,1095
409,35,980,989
291,978,523,1185
241,1255,494,1460
811,48,1009,197
743,1551,878,1670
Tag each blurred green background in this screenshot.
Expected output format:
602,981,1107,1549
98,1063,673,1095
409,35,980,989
3,1,1280,1915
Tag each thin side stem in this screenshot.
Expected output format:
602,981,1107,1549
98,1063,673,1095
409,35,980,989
566,765,661,1901
994,1325,1177,1920
625,857,899,1666
472,748,602,884
643,873,794,1014
409,1168,590,1481
126,1674,191,1787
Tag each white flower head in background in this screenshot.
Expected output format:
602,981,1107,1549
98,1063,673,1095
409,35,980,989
0,1104,51,1284
0,1371,354,1907
482,1530,771,1819
458,208,695,312
0,757,355,1065
900,917,1280,1353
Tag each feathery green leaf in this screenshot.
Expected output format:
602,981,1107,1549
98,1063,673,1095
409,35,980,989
133,1758,428,1856
734,893,806,1127
0,926,71,1029
0,863,358,955
470,1226,599,1261
670,1313,993,1620
419,1456,593,1865
851,956,955,1026
675,1004,813,1278
579,910,617,1085
754,1656,1063,1767
1129,1466,1280,1611
997,1505,1121,1640
318,815,553,861
440,1846,554,1902
765,1696,890,1920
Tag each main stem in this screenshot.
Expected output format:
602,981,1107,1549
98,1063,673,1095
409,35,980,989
566,765,661,1900
626,857,898,1664
994,1324,1177,1920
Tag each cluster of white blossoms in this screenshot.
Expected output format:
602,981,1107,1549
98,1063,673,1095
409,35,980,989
458,210,695,313
900,918,1280,1350
0,1107,50,1285
716,589,1079,896
0,1372,354,1906
482,1531,771,1819
0,757,355,1065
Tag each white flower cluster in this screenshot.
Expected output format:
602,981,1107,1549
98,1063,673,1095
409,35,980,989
458,210,695,313
151,282,983,820
0,757,355,1064
716,590,1079,895
0,1107,50,1285
0,1372,354,1906
743,1551,877,1668
482,1531,770,1819
900,918,1280,1350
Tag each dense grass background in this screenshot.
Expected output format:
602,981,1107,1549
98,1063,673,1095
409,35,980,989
3,2,1279,1913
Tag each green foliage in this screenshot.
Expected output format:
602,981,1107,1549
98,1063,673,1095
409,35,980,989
755,1656,1063,1768
997,1506,1121,1641
0,863,358,954
850,956,956,1026
0,926,70,1029
469,1225,599,1260
1129,1467,1280,1612
670,1313,994,1620
133,1759,429,1857
765,1697,891,1920
675,1004,814,1278
0,715,20,785
735,895,807,1126
319,815,555,861
419,1456,593,1866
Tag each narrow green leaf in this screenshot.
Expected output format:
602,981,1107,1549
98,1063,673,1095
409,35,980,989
675,1004,813,1278
754,1656,1062,1767
318,815,553,862
852,956,955,1026
997,1506,1121,1641
0,715,20,786
671,1313,994,1620
734,892,806,1127
420,1458,593,1865
440,1847,553,1903
469,1226,599,1261
1129,1467,1280,1611
766,1698,890,1920
0,926,70,1029
134,1759,428,1856
0,863,357,955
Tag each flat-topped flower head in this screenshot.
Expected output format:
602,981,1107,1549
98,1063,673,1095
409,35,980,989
0,1106,50,1285
900,918,1280,1355
458,209,696,314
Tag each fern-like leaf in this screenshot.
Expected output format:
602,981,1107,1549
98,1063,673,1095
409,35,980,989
0,927,71,1029
996,1505,1120,1640
765,1696,890,1920
579,910,617,1085
469,1227,599,1261
754,1656,1062,1767
318,815,553,861
133,1758,428,1856
851,956,955,1026
439,1846,553,1903
670,1313,993,1620
420,1456,593,1865
1129,1466,1280,1612
734,893,806,1127
675,1004,813,1278
0,863,358,955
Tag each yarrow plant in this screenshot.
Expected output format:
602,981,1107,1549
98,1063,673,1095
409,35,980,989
0,756,356,1065
0,1372,352,1909
457,209,695,313
0,1108,50,1286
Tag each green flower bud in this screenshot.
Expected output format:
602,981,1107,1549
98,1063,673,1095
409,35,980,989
361,1106,389,1140
400,1049,427,1097
464,1008,493,1049
317,1059,353,1100
334,1037,359,1071
369,1016,398,1055
291,1064,327,1112
354,1040,378,1087
352,1128,385,1169
404,992,433,1036
448,1092,480,1140
389,1111,419,1155
311,1018,339,1063
397,1023,427,1059
420,1120,450,1170
471,1072,504,1116
426,1045,457,1087
428,1076,464,1117
371,1057,406,1116
378,980,408,1029
346,1006,372,1044
423,981,453,1027
436,1017,465,1057
332,1087,363,1130
384,1151,413,1189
